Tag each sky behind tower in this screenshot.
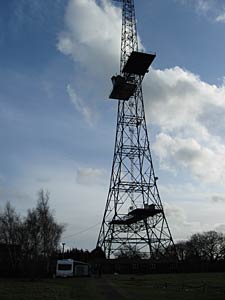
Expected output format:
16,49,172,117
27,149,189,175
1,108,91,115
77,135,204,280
1,0,225,249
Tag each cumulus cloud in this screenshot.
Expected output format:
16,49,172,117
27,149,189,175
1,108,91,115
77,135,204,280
144,67,225,135
57,0,121,78
57,0,225,185
215,11,225,23
153,133,225,182
76,167,107,185
143,66,225,183
57,0,144,77
57,0,123,127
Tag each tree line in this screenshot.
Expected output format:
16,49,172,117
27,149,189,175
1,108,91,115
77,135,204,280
61,246,106,262
1,190,225,276
110,231,225,263
59,230,225,264
0,189,64,276
175,231,225,262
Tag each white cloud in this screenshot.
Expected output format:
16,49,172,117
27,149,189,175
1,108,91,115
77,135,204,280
144,67,225,135
176,0,225,23
57,0,225,185
76,167,106,185
58,0,225,133
57,0,124,127
142,65,225,184
67,84,96,126
215,11,225,23
57,0,144,78
57,0,121,78
153,133,225,183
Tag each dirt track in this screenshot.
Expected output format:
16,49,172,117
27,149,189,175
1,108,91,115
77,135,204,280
94,277,129,300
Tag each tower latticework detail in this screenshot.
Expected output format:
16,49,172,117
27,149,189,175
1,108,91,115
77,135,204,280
97,0,176,259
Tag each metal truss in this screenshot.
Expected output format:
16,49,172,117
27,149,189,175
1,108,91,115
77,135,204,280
97,0,176,259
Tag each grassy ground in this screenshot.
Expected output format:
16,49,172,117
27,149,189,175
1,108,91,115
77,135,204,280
0,273,225,300
112,273,225,300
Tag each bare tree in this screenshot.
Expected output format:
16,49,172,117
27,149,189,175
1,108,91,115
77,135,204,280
0,191,64,276
24,190,64,259
23,208,41,260
114,245,148,259
175,231,225,262
0,202,21,244
0,202,22,271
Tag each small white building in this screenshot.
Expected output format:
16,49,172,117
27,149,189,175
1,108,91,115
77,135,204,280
56,259,90,278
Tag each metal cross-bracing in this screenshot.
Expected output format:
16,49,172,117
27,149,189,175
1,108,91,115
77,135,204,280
97,0,177,259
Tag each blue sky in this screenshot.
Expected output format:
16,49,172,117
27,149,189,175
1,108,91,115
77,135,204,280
1,0,225,250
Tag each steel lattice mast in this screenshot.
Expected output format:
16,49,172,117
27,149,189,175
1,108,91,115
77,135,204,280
97,0,175,259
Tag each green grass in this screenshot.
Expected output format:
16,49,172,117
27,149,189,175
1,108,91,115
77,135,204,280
0,278,97,300
0,273,225,300
111,273,225,300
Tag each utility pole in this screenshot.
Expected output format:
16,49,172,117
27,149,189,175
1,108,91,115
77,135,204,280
62,242,65,259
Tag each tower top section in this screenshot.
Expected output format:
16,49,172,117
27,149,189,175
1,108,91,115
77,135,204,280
116,0,138,72
109,0,156,101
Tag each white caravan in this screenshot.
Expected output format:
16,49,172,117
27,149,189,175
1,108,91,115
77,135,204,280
56,259,90,277
56,259,74,278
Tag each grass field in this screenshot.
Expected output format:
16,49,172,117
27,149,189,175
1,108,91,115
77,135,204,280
1,273,225,300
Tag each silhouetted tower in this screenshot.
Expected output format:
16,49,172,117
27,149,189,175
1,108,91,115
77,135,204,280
97,0,175,259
